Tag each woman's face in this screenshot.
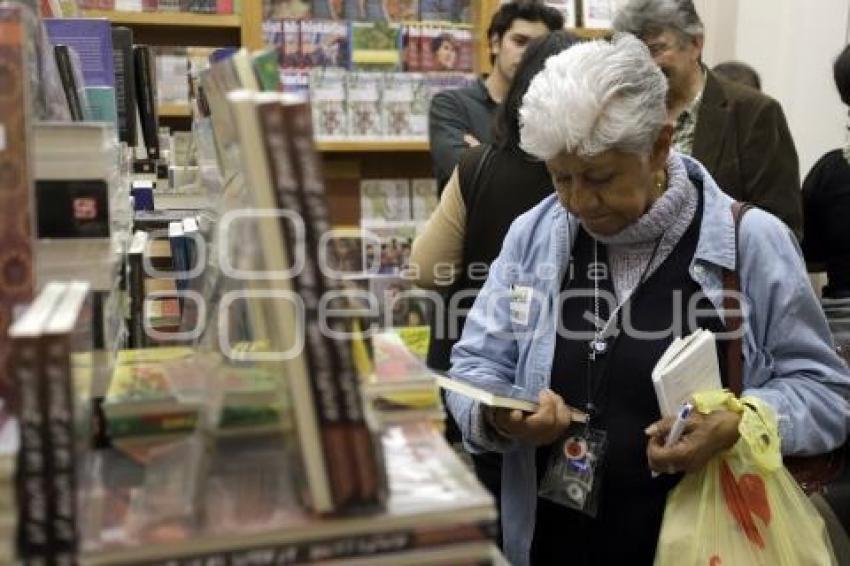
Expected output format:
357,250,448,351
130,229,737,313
436,40,457,70
546,128,672,236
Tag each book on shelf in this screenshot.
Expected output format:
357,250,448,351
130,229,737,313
652,328,722,417
0,3,38,405
382,72,429,138
53,44,86,121
350,21,400,69
127,230,149,348
252,48,282,92
411,178,438,220
301,18,350,68
111,26,137,146
309,67,348,138
264,0,312,19
360,179,412,223
9,281,92,563
43,18,119,130
346,71,383,137
133,45,161,160
80,423,496,564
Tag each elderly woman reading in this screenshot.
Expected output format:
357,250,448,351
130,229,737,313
444,35,850,565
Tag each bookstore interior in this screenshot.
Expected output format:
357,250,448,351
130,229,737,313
3,0,850,564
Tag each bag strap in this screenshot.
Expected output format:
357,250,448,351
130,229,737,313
723,201,754,397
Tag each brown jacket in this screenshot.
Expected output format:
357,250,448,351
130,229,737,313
692,71,803,239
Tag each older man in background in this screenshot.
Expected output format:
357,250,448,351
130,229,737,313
614,0,803,239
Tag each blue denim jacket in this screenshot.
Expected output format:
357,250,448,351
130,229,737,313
446,153,850,566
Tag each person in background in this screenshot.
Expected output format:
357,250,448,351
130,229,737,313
444,35,849,566
412,30,578,534
712,60,761,91
613,0,803,239
428,0,563,193
803,44,850,299
431,33,459,71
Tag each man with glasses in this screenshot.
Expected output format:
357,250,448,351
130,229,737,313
614,0,803,239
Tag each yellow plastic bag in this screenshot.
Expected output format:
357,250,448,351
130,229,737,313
655,390,837,566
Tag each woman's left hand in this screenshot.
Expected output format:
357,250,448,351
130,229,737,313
645,410,742,475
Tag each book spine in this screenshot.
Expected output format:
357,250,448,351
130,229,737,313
12,336,50,560
111,520,494,564
0,5,35,408
283,101,386,507
111,27,138,147
53,45,85,121
128,250,146,348
255,101,358,510
107,411,197,438
42,332,78,560
133,45,160,160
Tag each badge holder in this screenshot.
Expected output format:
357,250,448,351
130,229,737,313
538,422,608,518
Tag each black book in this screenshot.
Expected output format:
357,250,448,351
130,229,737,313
111,27,137,147
53,44,84,121
133,45,160,160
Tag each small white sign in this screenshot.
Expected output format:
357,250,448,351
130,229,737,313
510,285,534,325
0,124,6,152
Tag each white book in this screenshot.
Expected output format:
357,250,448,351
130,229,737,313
435,374,588,421
652,329,722,417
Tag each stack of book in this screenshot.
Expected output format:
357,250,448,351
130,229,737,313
0,411,18,564
7,281,93,563
80,423,497,563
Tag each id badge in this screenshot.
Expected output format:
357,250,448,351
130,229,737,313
538,423,608,518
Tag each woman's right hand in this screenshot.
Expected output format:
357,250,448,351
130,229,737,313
486,389,573,446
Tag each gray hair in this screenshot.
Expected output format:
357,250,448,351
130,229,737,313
519,34,668,160
612,0,704,41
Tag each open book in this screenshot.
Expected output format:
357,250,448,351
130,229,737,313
435,374,588,422
652,329,723,417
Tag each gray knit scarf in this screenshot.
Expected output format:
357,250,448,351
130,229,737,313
584,154,699,305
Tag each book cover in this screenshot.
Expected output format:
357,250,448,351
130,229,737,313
154,46,190,106
350,21,400,69
276,19,303,68
652,329,722,417
410,178,438,220
83,85,119,127
43,18,116,88
111,27,138,146
36,179,110,239
582,0,614,29
282,99,388,507
310,0,344,20
360,179,412,223
228,91,336,513
382,72,427,137
264,0,312,18
252,48,282,92
0,4,37,406
309,67,347,138
453,25,474,72
419,0,454,21
400,24,420,71
133,45,160,160
53,45,85,121
363,0,386,21
345,71,383,137
361,220,416,274
369,276,431,328
300,19,349,68
384,0,417,22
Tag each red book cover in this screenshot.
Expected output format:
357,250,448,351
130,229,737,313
216,0,233,13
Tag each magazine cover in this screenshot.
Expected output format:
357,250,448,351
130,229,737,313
310,67,348,138
419,0,455,22
400,24,421,71
324,232,367,277
452,25,474,72
346,71,383,137
301,19,349,68
275,19,304,68
360,179,412,223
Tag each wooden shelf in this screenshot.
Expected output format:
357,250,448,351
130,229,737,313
159,103,191,118
82,10,241,29
569,27,613,40
316,140,430,152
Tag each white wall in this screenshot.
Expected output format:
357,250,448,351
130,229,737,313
697,0,850,176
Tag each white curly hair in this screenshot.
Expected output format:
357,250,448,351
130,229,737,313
519,33,668,160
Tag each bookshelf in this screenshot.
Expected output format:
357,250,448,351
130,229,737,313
317,140,430,152
81,10,241,28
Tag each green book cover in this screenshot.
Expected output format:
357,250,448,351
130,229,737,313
252,49,281,92
350,21,400,68
84,86,119,129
